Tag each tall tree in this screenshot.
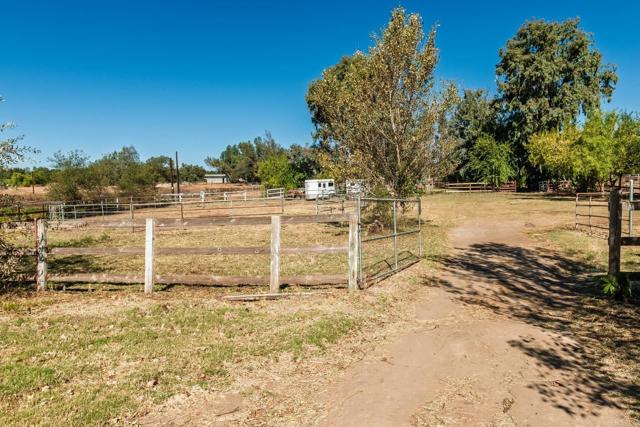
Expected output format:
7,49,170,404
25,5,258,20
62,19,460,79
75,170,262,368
257,155,302,190
306,8,460,197
0,96,28,167
450,89,499,179
467,135,514,187
496,18,617,184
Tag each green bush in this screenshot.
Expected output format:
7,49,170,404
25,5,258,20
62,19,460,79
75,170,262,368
600,273,635,302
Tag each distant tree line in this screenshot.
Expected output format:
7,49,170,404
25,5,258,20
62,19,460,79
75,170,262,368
205,132,322,190
305,9,639,194
45,146,207,201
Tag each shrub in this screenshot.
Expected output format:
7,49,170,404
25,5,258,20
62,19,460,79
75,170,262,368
600,274,635,302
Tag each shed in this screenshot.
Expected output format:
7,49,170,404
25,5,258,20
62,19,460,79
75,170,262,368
205,174,229,184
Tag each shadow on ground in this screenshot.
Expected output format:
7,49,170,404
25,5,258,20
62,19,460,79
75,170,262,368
424,242,640,419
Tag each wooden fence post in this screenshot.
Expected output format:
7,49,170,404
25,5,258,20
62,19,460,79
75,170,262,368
270,215,280,293
36,218,48,291
144,218,155,293
348,214,359,291
630,179,634,237
608,188,622,275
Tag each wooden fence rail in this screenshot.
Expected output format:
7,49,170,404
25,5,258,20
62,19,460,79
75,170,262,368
608,188,640,275
35,213,360,293
441,181,517,193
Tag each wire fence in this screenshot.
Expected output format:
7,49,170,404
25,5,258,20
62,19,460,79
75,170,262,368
355,196,422,286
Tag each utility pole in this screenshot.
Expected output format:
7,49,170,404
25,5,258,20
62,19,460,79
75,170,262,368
169,158,175,194
31,170,35,195
175,151,181,195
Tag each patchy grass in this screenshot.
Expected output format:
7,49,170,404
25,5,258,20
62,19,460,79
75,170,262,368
0,298,363,426
0,196,451,426
531,225,640,273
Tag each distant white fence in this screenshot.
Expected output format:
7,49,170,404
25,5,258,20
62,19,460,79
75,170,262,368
266,188,285,199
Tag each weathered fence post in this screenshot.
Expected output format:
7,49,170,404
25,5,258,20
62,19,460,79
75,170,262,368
180,201,184,220
144,218,155,293
417,198,423,257
36,218,48,291
348,214,359,291
270,215,280,293
589,196,593,234
356,195,363,287
608,188,622,275
629,179,634,237
392,200,398,269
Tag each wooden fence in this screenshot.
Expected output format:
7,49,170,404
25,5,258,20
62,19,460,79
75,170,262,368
608,188,640,276
441,181,517,193
35,213,360,293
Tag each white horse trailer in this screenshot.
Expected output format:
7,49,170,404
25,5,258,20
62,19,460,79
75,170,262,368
304,179,336,200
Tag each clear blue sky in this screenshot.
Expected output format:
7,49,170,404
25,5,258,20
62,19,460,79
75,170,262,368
2,0,639,168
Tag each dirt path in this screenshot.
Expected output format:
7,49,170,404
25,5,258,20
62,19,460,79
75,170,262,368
318,218,633,427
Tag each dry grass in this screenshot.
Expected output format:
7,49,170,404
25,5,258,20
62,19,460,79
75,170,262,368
0,197,445,426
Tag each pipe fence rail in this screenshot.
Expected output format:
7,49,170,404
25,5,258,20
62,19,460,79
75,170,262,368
355,196,422,286
575,179,637,237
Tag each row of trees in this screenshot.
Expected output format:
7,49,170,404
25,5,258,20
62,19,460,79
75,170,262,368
204,132,323,189
47,147,207,201
303,9,638,195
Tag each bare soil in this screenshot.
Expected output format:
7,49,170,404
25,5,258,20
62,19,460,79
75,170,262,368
317,205,635,426
133,194,638,426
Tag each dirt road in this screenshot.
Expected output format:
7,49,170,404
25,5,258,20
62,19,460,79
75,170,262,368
319,218,633,427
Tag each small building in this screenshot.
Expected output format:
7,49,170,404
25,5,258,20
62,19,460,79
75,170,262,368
304,179,336,200
204,173,229,184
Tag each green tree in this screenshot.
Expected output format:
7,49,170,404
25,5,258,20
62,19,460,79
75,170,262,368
467,136,514,187
306,8,460,197
92,146,158,198
450,89,499,179
179,164,207,182
496,18,617,184
145,156,173,183
528,110,640,190
0,95,31,287
288,144,321,181
257,155,301,189
205,133,284,182
47,150,106,201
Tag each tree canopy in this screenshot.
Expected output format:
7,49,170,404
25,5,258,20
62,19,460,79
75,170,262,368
528,110,640,190
496,18,618,184
467,136,514,187
306,8,460,197
205,133,284,183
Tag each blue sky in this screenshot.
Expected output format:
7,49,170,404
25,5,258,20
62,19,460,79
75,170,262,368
2,0,639,168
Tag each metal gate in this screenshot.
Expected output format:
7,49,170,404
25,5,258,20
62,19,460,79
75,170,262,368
355,196,422,287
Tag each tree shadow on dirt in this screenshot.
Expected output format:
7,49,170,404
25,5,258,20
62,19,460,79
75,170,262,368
424,243,640,419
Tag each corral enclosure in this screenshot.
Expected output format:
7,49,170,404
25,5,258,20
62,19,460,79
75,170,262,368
4,194,422,293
